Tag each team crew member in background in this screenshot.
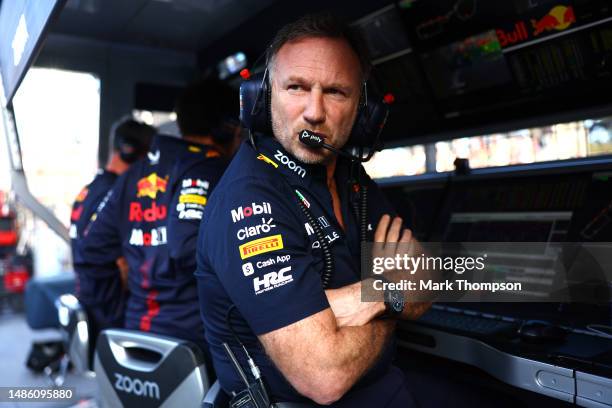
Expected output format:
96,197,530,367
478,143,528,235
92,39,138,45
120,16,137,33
71,118,155,336
75,79,241,357
196,14,428,407
167,80,243,276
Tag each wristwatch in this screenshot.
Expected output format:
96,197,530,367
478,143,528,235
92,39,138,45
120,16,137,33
378,276,405,318
383,288,405,318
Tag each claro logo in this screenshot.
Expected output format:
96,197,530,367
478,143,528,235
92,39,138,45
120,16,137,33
114,373,160,400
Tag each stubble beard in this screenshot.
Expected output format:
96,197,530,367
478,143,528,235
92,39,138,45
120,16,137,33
271,117,335,166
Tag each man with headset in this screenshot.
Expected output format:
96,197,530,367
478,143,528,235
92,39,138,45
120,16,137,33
71,118,155,335
75,79,241,355
196,13,428,407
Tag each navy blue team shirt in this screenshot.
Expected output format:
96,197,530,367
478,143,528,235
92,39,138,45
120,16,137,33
75,134,228,351
196,136,416,407
70,169,124,331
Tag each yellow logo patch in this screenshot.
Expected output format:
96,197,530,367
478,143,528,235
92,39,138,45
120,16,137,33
179,194,207,205
136,173,168,199
239,234,284,259
257,153,278,168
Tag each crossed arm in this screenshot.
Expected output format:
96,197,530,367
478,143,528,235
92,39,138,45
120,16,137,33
259,308,394,405
257,215,429,405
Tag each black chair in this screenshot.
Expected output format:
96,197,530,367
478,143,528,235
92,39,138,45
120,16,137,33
56,294,95,375
94,329,212,407
45,294,94,386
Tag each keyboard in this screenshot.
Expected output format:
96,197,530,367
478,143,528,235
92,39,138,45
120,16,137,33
415,305,520,336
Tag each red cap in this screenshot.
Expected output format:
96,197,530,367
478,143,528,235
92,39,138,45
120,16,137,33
239,69,251,80
383,93,395,104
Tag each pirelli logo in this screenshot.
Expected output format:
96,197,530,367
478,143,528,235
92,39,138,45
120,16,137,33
239,234,284,259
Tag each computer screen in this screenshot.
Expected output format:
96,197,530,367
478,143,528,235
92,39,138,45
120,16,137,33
421,171,609,322
420,30,513,99
352,5,412,61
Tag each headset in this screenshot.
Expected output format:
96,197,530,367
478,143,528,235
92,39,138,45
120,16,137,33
115,133,146,164
239,68,390,162
112,119,155,164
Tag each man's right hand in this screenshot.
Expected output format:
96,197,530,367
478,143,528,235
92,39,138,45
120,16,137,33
373,214,413,261
373,214,431,320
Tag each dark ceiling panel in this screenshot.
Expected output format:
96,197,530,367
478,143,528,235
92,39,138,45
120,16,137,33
127,0,278,50
53,0,150,42
50,0,278,52
196,0,392,68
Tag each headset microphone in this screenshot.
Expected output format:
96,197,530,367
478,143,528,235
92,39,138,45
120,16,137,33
298,129,356,160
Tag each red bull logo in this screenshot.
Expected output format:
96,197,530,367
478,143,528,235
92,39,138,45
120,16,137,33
532,5,575,36
129,202,167,222
137,173,168,199
496,22,529,47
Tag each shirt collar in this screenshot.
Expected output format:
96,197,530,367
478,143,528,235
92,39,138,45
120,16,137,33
255,136,331,188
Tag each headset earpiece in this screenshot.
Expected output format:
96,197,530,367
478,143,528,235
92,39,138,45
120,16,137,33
239,71,272,138
348,81,389,154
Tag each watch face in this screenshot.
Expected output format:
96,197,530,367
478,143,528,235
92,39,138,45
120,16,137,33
387,290,404,313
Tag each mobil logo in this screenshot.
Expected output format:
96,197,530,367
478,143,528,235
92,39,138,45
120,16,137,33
231,202,272,223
